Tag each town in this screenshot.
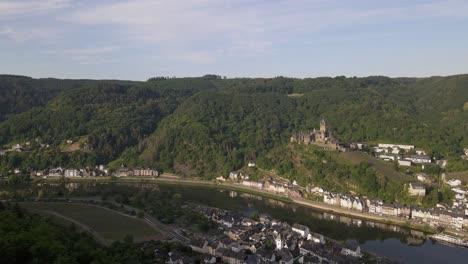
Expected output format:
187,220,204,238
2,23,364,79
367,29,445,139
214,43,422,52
2,120,468,246
183,206,368,264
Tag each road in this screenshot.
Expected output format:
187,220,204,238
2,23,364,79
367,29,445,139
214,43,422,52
154,175,468,238
42,175,468,239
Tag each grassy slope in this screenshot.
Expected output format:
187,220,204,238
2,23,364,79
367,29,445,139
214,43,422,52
338,151,410,183
20,203,158,242
446,170,468,182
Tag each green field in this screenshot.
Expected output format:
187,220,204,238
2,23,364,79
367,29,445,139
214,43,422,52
21,202,159,243
338,151,410,182
447,171,468,182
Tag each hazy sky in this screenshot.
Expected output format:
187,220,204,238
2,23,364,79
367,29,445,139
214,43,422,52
1,0,467,80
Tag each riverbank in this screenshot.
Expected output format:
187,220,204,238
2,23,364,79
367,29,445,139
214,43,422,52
37,175,443,235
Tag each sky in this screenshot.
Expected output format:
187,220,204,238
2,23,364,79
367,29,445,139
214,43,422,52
0,0,467,80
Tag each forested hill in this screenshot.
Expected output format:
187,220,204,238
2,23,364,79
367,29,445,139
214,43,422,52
0,74,467,178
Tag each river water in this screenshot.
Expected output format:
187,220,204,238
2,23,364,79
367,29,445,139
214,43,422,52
9,182,468,263
157,184,468,264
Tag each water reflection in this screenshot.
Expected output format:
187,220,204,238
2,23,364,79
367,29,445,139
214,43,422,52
3,182,467,262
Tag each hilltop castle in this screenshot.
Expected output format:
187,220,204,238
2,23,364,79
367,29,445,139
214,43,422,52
290,119,347,151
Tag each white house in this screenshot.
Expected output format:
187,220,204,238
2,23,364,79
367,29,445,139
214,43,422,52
416,173,428,182
216,176,226,181
229,171,240,180
275,234,283,250
341,243,363,258
407,154,432,164
376,153,400,161
408,182,426,196
372,147,387,153
308,233,325,244
340,196,353,209
398,160,412,167
415,150,426,155
378,143,415,150
292,224,310,238
398,159,412,167
247,161,256,167
446,179,461,187
64,169,81,178
352,198,365,212
48,167,63,177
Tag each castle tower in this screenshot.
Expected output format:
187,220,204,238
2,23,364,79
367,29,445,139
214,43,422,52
275,234,283,250
320,119,327,133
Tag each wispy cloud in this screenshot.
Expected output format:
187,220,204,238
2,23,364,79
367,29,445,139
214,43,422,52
0,0,71,18
43,46,121,65
0,26,60,42
1,0,468,77
59,0,468,64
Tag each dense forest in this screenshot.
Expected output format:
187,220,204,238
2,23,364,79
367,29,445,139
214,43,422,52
0,74,467,199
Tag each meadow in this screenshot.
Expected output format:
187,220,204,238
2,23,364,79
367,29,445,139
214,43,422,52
21,202,160,244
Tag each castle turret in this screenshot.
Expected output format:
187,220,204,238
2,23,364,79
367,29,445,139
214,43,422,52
320,119,327,133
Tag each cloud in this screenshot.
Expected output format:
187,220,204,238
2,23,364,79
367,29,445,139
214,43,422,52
0,26,60,42
61,1,468,46
183,51,216,64
43,46,121,65
0,0,71,18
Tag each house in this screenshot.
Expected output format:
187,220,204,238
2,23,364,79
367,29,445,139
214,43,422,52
416,173,428,182
381,203,397,217
446,179,461,187
216,176,226,181
268,184,286,193
81,168,96,177
11,144,23,152
275,234,283,250
408,182,426,196
406,154,432,164
375,153,401,161
352,198,365,212
378,143,415,151
415,150,426,155
229,171,240,180
292,224,310,238
308,233,325,244
132,168,159,177
340,195,353,209
64,169,81,178
276,248,294,264
115,166,130,177
395,204,411,218
166,252,184,264
97,165,109,175
256,249,276,263
398,159,412,167
411,207,431,222
48,167,63,177
341,241,363,258
372,147,386,153
239,172,250,180
248,161,256,167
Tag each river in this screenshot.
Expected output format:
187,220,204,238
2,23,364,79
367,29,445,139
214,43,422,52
6,182,468,263
158,184,468,264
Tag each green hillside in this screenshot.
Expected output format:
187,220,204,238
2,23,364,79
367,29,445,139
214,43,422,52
0,75,467,190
